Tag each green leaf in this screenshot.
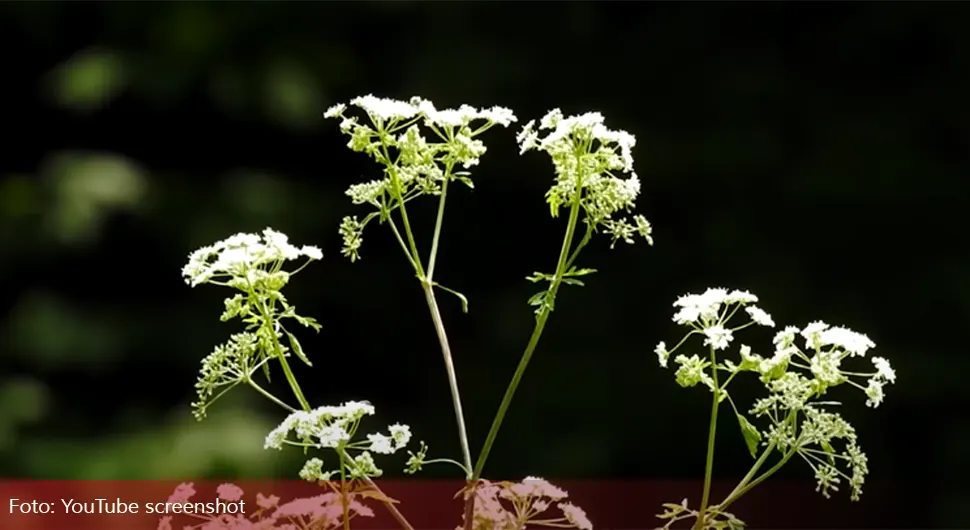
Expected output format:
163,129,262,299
285,331,312,367
561,278,585,286
736,413,762,458
527,291,548,307
526,272,554,283
262,362,272,383
564,267,597,277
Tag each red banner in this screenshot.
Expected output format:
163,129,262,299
0,479,896,529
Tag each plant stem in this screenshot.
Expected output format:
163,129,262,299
387,160,474,481
716,447,796,514
423,285,474,477
421,177,475,479
714,411,799,515
693,348,721,530
471,172,585,481
339,451,351,530
247,379,297,412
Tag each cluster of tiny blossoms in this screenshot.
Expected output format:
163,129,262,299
181,228,322,288
517,109,652,248
323,95,516,262
654,287,896,500
462,477,592,530
157,482,373,530
181,228,324,420
264,400,412,481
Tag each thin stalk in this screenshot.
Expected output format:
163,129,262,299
715,412,799,515
693,348,721,530
716,448,796,514
420,176,474,479
471,169,586,481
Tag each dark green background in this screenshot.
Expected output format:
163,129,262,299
1,2,965,527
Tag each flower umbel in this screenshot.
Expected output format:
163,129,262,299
655,286,896,529
325,95,516,262
460,478,592,530
264,401,412,480
182,228,323,420
518,109,652,249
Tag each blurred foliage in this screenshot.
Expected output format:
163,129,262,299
0,2,967,527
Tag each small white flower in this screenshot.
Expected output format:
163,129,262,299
820,326,875,357
703,325,734,351
317,424,350,448
745,306,775,327
725,289,759,305
801,321,830,350
349,94,418,121
323,103,346,118
654,341,669,368
181,228,321,287
871,357,896,384
517,477,568,500
388,423,412,448
301,245,323,260
366,433,394,455
773,326,799,350
864,379,885,408
672,288,730,325
558,502,593,530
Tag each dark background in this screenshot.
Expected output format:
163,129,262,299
0,2,966,528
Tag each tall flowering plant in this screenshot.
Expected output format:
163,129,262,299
174,94,891,530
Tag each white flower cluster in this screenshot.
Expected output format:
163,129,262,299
264,401,412,481
517,109,652,248
462,477,592,530
655,287,895,406
324,95,517,262
654,287,897,501
181,228,322,288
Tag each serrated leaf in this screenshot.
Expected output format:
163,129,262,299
285,331,312,367
736,413,762,458
565,267,598,277
526,272,554,283
527,291,547,307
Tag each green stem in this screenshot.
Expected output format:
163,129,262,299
694,347,721,530
471,170,586,481
716,447,796,514
426,175,450,279
715,411,800,515
246,379,297,412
